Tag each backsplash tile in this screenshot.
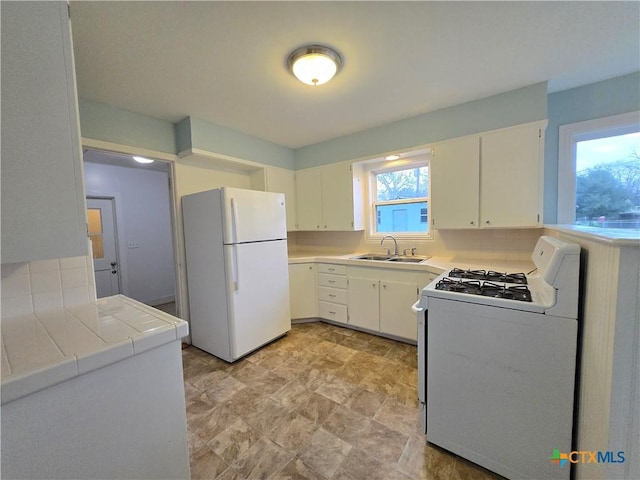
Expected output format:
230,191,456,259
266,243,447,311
1,252,97,319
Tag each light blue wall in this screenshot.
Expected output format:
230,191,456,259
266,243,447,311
78,98,177,154
177,116,295,169
294,83,548,169
544,72,640,223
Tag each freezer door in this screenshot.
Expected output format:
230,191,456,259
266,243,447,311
224,239,291,359
221,187,287,244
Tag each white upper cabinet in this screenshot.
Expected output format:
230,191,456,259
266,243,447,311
295,168,323,230
265,167,297,231
295,161,364,231
430,136,480,229
480,123,543,228
1,2,88,263
431,121,545,230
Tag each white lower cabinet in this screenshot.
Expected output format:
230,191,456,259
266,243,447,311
317,264,348,324
288,263,317,319
380,280,421,341
347,267,439,342
347,277,380,331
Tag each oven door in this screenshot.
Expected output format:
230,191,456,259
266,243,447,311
411,299,427,435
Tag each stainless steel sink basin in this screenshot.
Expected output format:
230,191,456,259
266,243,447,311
351,254,394,261
388,257,427,263
350,253,429,263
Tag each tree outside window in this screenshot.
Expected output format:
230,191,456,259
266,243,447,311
374,165,429,233
575,132,640,228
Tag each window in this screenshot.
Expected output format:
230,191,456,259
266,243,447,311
558,112,640,228
373,164,429,234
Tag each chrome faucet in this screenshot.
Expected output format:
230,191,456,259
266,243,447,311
380,235,399,256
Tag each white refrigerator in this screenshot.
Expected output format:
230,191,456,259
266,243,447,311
182,187,291,362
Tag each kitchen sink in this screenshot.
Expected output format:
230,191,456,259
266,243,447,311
351,254,394,261
388,257,426,263
350,253,429,263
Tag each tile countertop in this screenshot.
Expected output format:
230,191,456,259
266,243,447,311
288,252,535,276
1,295,188,405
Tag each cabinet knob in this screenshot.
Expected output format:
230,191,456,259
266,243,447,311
470,221,474,225
372,283,376,288
485,220,490,224
324,225,327,229
316,225,320,229
383,284,387,289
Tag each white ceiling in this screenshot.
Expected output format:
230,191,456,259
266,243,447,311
70,1,639,150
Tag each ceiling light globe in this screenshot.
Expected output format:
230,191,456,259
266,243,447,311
288,45,342,86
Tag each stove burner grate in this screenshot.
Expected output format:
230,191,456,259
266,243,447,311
448,268,527,285
435,278,532,302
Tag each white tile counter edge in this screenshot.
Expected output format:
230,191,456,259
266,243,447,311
1,295,189,404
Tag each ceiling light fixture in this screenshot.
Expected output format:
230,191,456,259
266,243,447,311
133,156,154,164
385,154,401,161
287,45,342,86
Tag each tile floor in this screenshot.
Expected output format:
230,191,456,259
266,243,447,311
182,322,502,480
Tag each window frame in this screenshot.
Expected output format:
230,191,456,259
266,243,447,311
367,159,432,240
558,111,640,224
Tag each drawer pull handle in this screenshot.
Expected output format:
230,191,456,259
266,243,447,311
328,268,335,272
328,280,335,284
329,310,336,315
329,294,336,298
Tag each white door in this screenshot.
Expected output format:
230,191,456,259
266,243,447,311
220,187,287,243
87,197,120,298
347,277,380,331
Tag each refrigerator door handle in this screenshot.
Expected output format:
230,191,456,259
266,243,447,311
230,197,239,244
231,244,239,290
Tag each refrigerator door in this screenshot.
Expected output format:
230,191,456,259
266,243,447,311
221,187,287,244
224,239,291,360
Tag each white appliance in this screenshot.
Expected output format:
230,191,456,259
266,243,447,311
412,236,580,480
182,187,291,362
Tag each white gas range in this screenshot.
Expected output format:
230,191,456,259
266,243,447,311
413,236,581,480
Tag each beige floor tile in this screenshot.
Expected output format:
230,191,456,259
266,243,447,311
356,419,410,464
397,435,456,480
345,387,386,417
272,458,325,480
297,427,351,479
314,375,356,404
207,417,262,465
267,408,320,452
231,436,293,480
322,405,371,445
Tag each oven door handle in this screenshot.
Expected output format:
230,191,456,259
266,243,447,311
411,300,424,314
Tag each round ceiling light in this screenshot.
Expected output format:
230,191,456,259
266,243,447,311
287,45,342,86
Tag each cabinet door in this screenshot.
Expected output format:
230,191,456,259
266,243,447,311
295,168,322,230
347,277,380,331
288,264,317,319
430,136,480,229
1,2,88,263
380,281,419,341
321,161,355,231
480,124,541,228
266,167,297,231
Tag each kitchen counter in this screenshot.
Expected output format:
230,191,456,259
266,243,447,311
1,295,191,480
1,294,188,404
288,252,535,276
546,224,640,247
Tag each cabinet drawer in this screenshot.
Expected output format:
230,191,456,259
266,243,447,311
318,264,347,275
318,273,348,289
318,286,347,305
318,301,348,323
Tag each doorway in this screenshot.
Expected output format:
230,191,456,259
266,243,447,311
83,149,179,316
87,196,121,298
